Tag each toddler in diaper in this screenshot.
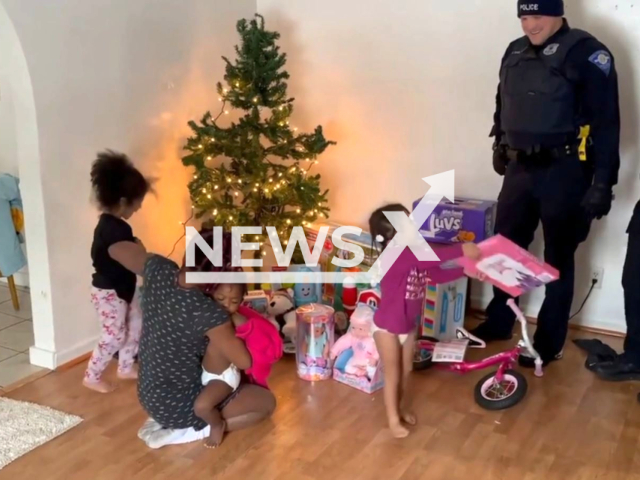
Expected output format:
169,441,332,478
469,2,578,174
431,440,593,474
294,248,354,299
194,283,245,449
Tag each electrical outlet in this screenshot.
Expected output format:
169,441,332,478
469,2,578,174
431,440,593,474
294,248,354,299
591,267,604,289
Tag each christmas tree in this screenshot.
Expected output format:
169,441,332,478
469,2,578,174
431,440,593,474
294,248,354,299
182,14,335,262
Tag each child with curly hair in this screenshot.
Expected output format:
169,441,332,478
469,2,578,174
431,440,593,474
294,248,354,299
83,150,151,393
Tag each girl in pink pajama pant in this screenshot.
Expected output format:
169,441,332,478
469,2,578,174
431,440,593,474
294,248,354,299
83,150,151,393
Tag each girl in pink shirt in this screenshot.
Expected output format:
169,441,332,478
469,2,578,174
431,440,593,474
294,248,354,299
369,204,480,439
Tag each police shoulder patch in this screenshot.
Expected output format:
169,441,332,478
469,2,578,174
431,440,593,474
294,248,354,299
588,50,612,76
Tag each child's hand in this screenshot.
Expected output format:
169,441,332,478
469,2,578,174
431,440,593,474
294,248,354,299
231,312,247,328
135,238,146,251
462,243,481,260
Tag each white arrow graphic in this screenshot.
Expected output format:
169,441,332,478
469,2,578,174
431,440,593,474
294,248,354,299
369,170,455,285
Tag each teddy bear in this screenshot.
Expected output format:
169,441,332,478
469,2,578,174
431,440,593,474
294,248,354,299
266,288,297,354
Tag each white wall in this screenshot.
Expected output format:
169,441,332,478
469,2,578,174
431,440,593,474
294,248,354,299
1,0,257,367
257,0,640,333
0,57,18,176
0,20,29,288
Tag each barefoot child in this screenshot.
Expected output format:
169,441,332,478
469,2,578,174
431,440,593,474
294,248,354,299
84,151,151,393
194,283,282,448
369,204,481,438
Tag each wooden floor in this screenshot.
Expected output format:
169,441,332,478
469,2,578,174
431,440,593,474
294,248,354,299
1,330,639,480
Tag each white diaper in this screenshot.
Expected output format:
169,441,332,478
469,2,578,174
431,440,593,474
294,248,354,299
201,364,241,390
371,323,409,345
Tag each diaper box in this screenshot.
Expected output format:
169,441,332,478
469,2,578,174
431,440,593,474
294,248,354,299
412,197,497,245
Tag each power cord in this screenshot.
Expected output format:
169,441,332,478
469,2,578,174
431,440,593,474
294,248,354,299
569,278,597,321
167,209,195,259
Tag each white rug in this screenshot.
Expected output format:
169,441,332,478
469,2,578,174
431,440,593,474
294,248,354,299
0,398,82,470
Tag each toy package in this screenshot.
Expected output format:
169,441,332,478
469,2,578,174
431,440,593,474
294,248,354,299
296,303,335,381
422,276,468,340
304,221,380,331
412,197,497,245
243,290,269,315
331,292,384,394
456,234,560,297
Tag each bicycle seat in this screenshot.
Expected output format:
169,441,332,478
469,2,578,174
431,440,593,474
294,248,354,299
455,328,486,349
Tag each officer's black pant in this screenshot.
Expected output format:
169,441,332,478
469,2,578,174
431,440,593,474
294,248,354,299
622,201,640,365
485,152,592,360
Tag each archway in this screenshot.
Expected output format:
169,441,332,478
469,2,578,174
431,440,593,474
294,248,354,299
0,2,56,369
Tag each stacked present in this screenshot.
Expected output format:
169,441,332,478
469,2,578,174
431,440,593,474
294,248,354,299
242,196,496,391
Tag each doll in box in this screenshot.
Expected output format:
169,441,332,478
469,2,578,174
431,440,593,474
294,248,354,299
302,323,330,368
296,303,335,381
330,304,379,379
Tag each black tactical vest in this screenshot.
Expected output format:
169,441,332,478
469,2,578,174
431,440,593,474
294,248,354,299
500,28,593,150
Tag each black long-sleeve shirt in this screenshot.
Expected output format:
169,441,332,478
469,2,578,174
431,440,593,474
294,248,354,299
492,20,621,187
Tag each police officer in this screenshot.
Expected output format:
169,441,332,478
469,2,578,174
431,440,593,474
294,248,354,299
593,203,640,381
472,0,620,368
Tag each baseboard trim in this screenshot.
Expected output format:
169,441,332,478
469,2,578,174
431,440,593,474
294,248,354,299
468,307,626,339
29,336,97,370
29,346,56,370
54,336,98,369
58,352,91,371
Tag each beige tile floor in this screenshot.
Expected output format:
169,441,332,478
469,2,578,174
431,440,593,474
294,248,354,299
0,285,45,388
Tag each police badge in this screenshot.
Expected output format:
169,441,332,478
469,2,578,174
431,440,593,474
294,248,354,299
543,43,560,56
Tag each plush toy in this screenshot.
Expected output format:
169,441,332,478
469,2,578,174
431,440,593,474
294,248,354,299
294,282,318,306
266,288,297,354
330,303,379,379
290,265,321,307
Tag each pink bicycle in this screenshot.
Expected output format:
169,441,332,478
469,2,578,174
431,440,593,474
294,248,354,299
414,299,543,410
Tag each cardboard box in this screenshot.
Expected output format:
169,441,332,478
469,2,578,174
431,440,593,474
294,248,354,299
422,276,468,340
455,234,560,298
412,197,497,245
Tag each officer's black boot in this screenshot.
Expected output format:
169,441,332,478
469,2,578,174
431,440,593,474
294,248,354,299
471,287,515,342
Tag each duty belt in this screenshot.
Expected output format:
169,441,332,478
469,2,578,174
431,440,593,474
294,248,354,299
506,143,580,162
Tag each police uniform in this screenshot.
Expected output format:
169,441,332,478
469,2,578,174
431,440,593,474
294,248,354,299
473,9,621,365
593,203,640,380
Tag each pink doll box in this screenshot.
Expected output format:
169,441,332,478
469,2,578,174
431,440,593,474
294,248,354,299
332,364,383,394
456,234,560,297
330,303,383,394
295,303,335,382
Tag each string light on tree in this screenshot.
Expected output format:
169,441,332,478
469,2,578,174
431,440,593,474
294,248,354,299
182,14,334,268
